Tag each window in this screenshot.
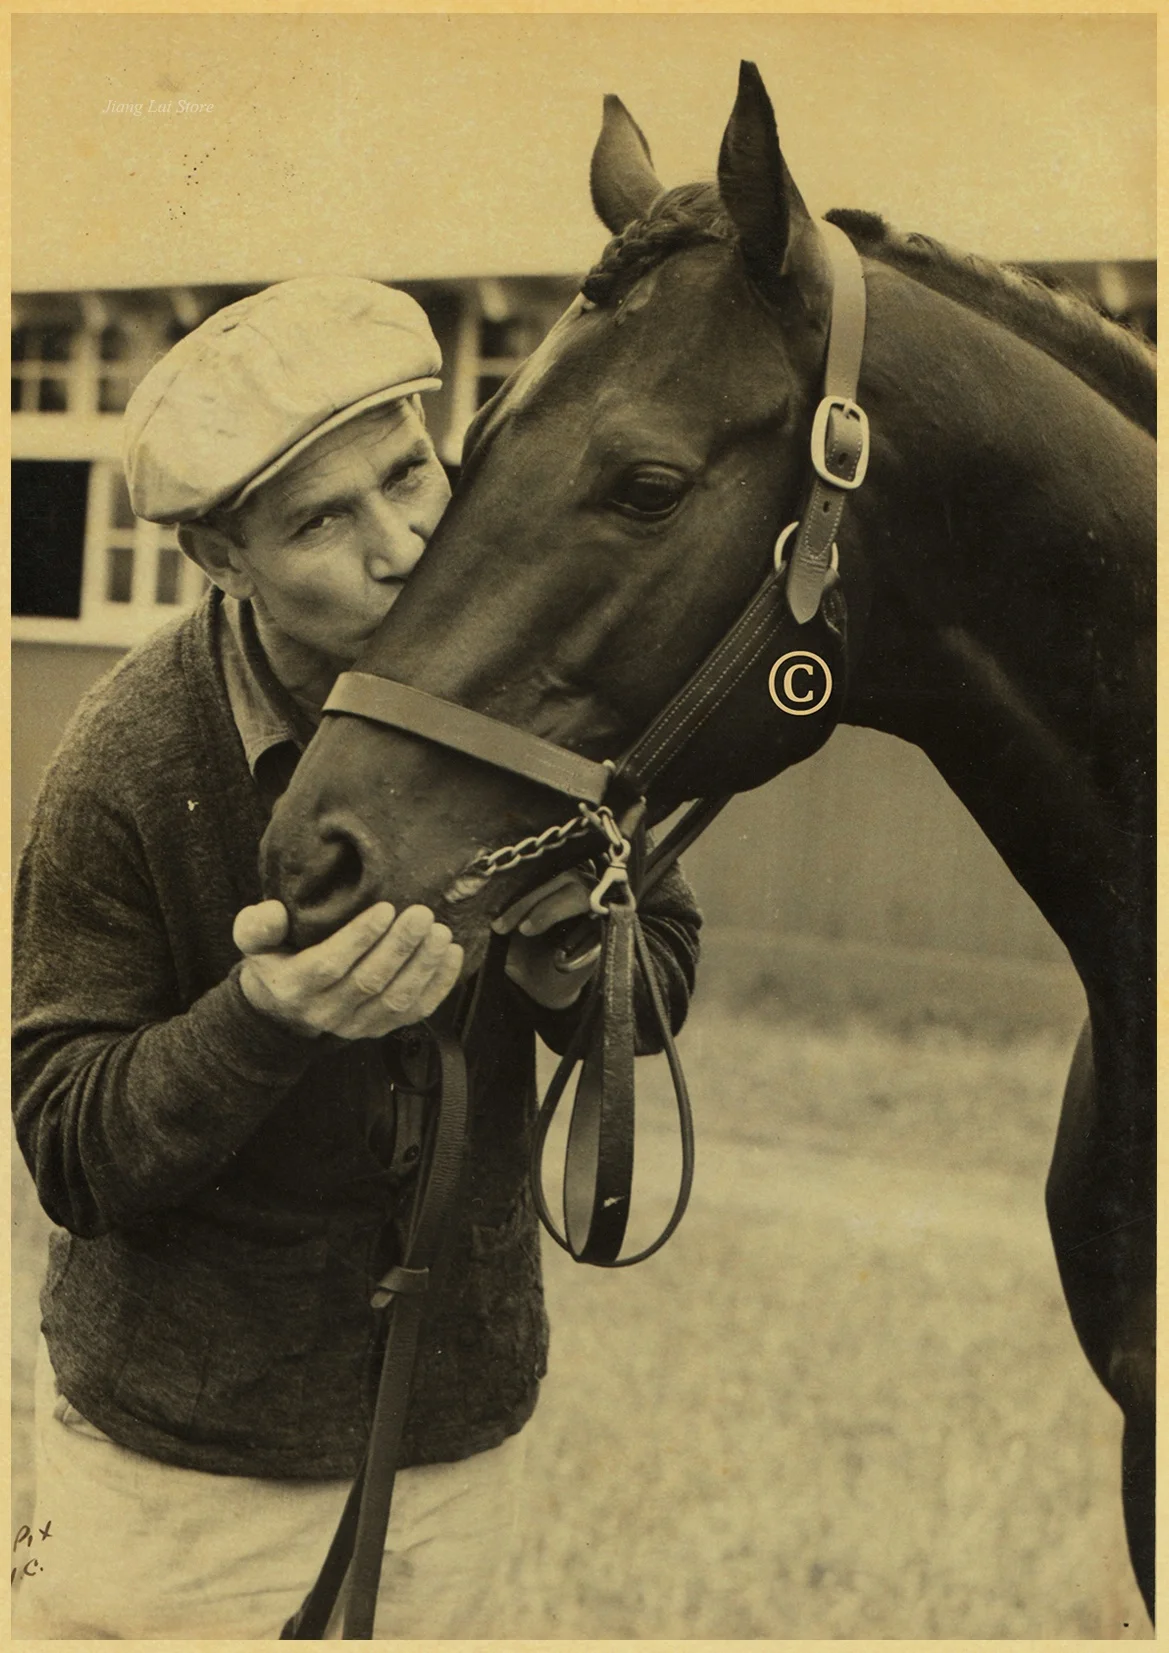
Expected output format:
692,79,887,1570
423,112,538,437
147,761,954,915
85,464,208,640
11,460,89,617
12,460,208,647
11,324,80,414
11,287,237,647
437,279,577,465
475,314,543,405
98,324,134,414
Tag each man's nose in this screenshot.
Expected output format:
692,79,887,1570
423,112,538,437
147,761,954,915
364,498,424,581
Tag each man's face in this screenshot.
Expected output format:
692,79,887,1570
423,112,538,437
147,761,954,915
231,400,451,668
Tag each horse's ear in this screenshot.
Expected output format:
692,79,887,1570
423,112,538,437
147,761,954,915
591,94,662,234
718,61,823,301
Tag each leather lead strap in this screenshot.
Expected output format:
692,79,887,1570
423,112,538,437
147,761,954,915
643,797,733,883
343,1013,468,1639
563,901,636,1260
530,843,696,1269
280,1005,471,1640
280,1472,363,1638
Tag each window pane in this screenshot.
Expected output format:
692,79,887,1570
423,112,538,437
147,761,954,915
476,374,507,406
11,328,28,363
41,327,74,364
99,375,130,414
37,378,68,413
155,546,182,605
106,544,134,604
11,460,89,618
11,378,23,412
479,317,529,360
99,325,128,362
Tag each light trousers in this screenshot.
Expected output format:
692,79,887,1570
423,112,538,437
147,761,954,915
14,1337,528,1639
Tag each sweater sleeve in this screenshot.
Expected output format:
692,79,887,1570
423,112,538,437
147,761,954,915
12,801,321,1239
516,857,703,1057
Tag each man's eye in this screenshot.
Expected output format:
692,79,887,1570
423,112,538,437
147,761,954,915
384,460,426,493
295,513,335,538
610,466,689,519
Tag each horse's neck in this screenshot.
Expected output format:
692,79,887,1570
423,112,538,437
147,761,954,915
842,269,1154,981
834,222,1156,436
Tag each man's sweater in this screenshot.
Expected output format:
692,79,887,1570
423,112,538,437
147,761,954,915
13,591,702,1478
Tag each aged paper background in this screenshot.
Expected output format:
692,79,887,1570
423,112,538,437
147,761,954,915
7,5,1158,1647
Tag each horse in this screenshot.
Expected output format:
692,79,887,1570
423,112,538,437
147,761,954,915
261,63,1155,1619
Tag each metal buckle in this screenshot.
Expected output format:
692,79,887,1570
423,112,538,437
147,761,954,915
774,526,839,583
810,396,870,490
772,520,801,573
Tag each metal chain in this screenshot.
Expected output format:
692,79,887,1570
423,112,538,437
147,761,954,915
466,802,627,881
466,809,594,879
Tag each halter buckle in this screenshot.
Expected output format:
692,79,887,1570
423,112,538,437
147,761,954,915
810,395,870,490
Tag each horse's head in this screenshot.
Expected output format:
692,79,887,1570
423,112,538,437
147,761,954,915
263,63,853,958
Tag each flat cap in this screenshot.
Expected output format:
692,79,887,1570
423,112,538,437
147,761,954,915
124,277,442,522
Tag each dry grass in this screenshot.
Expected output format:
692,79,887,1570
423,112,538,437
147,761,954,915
501,1009,1149,1638
12,1001,1152,1638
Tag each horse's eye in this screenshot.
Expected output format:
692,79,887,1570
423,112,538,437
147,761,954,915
610,466,689,519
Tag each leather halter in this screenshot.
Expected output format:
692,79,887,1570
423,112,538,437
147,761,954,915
320,221,868,1269
322,221,868,808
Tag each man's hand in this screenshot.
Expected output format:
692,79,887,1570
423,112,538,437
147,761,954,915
235,899,464,1040
491,870,602,1010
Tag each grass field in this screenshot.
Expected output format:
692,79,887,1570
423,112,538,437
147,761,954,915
11,971,1152,1638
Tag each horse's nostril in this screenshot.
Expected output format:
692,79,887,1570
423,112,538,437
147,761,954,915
282,820,380,945
319,828,365,899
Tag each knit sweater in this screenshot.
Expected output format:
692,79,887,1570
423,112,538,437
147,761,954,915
13,591,702,1478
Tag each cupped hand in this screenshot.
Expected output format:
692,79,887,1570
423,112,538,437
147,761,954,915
235,898,464,1040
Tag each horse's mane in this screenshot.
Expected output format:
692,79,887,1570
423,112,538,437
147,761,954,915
581,183,735,306
826,209,1156,436
580,186,1156,435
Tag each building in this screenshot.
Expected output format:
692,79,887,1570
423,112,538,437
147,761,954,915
12,276,577,649
11,258,1154,1020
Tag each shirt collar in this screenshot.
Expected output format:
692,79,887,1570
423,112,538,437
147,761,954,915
218,596,317,776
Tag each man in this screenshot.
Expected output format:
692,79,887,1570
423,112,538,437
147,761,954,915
12,277,701,1637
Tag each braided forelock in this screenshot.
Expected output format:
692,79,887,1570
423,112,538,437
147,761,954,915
581,182,736,307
